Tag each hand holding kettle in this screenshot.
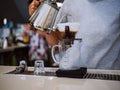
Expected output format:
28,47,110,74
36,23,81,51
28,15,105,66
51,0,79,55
29,0,59,34
29,0,44,15
28,0,62,47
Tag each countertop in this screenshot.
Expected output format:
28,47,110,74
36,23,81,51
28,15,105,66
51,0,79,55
0,66,120,90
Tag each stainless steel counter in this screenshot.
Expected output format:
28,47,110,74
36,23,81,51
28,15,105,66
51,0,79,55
0,66,120,90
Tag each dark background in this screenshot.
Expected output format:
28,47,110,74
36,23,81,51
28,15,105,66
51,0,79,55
0,0,64,27
0,0,29,24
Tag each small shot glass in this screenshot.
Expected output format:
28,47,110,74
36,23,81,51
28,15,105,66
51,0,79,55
34,60,45,75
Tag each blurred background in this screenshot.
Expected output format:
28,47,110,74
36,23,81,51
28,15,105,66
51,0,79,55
0,0,64,66
0,0,29,26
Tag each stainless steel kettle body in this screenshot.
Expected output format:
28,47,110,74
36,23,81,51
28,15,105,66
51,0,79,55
29,1,58,33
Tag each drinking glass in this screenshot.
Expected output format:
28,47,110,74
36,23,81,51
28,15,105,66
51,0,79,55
34,60,45,75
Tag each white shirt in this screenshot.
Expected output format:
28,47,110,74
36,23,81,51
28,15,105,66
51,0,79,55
54,0,120,70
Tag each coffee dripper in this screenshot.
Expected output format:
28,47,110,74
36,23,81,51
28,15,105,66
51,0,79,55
51,38,82,66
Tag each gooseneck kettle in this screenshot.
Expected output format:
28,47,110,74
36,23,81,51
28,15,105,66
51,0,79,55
29,0,59,34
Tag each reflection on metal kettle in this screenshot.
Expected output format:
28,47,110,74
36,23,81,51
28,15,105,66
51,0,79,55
29,0,59,34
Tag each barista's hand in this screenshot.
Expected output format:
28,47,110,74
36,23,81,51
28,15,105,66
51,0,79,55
36,29,62,46
29,0,44,15
28,0,62,47
45,29,62,47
